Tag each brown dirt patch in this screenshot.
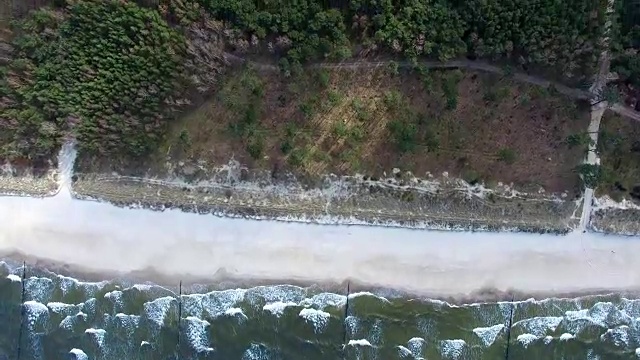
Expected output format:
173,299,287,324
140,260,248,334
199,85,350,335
143,64,589,195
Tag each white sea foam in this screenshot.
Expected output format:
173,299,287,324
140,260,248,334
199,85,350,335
397,345,413,358
57,274,106,296
300,292,346,309
24,300,49,326
85,328,106,347
6,274,21,282
47,302,75,313
636,347,640,357
25,277,54,303
242,343,271,360
141,341,150,347
69,348,88,360
406,337,426,356
184,316,214,353
345,315,359,336
104,290,124,310
225,307,248,319
60,312,86,331
114,313,141,331
143,296,176,327
81,298,97,316
544,335,554,344
559,333,575,341
600,326,630,348
473,324,504,347
440,339,466,359
299,308,330,333
348,339,372,346
564,302,632,334
348,292,390,303
517,333,538,348
263,301,297,317
181,289,246,319
133,284,153,291
245,284,306,305
512,316,562,337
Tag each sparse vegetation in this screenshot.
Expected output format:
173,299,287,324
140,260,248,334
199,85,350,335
0,0,602,198
151,65,589,194
596,112,640,202
565,132,593,149
388,119,418,153
576,163,602,188
497,148,517,164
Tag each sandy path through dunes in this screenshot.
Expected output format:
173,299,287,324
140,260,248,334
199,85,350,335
0,190,639,297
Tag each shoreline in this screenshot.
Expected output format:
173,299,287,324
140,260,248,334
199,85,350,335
5,170,640,236
1,181,640,301
2,253,639,306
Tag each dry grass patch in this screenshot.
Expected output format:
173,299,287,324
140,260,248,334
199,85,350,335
157,64,590,195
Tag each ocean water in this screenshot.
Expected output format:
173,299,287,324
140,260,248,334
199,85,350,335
1,262,639,360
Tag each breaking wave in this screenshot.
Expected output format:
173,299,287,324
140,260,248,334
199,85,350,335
1,261,639,359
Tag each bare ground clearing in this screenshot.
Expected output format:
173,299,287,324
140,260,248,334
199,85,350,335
79,65,591,198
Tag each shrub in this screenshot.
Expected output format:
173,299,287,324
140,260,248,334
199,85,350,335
576,164,602,188
326,90,342,107
387,61,399,76
462,169,481,185
497,147,517,164
351,98,370,121
333,121,349,138
317,69,331,88
288,148,307,167
280,139,293,154
383,90,403,110
179,129,192,147
246,137,264,159
387,119,417,153
565,133,594,148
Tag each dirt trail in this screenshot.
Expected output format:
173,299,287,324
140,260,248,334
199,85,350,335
578,0,616,232
224,53,591,100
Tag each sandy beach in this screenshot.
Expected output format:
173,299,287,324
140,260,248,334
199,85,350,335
0,182,639,299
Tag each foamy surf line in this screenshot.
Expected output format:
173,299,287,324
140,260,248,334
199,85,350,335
1,188,640,297
4,261,640,360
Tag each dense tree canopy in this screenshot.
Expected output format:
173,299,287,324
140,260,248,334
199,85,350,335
1,1,186,161
350,0,466,61
199,0,351,62
611,0,640,106
460,0,606,74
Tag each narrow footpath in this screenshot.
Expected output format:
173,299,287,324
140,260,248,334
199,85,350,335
579,102,607,231
578,0,615,232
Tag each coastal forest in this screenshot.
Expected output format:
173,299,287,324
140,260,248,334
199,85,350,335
0,0,622,193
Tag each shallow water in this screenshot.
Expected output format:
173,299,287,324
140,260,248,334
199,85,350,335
1,262,639,360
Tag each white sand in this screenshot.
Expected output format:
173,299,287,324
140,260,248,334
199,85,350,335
0,143,638,297
0,188,639,296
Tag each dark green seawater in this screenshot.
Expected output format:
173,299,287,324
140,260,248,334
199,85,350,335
1,261,639,360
